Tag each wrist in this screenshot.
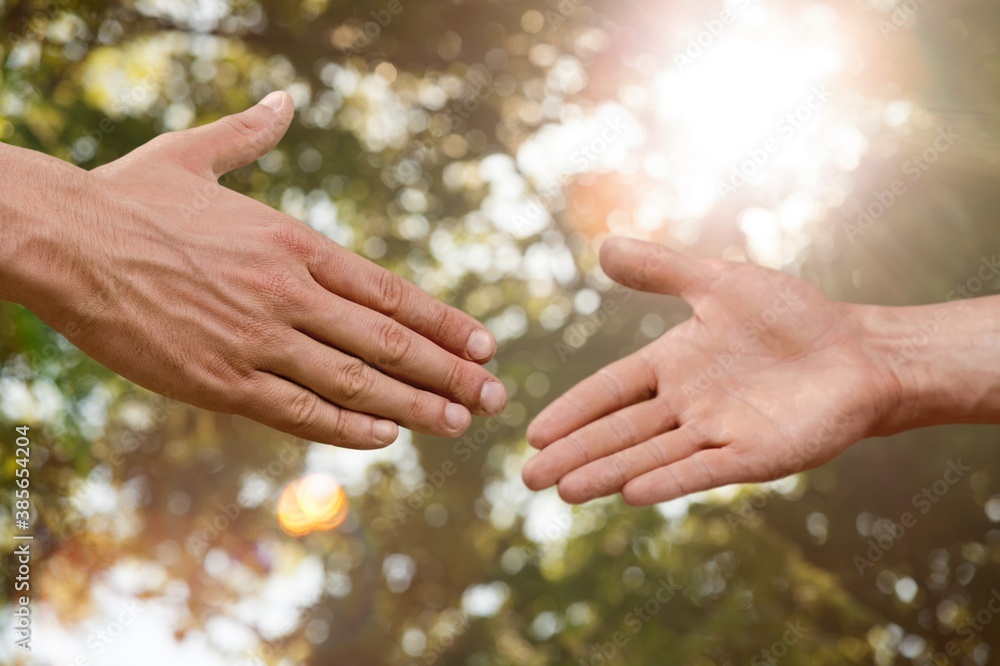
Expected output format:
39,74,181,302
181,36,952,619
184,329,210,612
853,298,997,435
0,144,85,308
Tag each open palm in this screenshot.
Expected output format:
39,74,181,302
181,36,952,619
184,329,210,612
522,238,902,506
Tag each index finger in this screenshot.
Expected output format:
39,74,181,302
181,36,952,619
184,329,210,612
526,352,656,449
310,245,497,363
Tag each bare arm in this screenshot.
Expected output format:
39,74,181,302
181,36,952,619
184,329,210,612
522,238,1000,506
861,295,1000,433
0,92,507,449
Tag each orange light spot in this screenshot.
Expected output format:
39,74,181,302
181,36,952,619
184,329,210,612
277,473,350,536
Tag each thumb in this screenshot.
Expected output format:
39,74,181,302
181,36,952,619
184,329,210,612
173,91,293,179
599,237,720,300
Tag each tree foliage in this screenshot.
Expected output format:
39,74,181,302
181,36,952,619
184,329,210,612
3,0,1000,664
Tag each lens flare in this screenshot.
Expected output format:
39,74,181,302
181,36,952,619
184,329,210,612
277,473,350,536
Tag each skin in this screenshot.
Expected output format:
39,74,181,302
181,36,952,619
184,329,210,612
0,91,507,449
523,237,1000,506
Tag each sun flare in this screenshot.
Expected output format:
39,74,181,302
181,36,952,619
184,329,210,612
632,3,867,266
653,5,849,206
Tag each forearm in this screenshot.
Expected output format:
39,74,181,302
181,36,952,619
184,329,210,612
857,296,1000,434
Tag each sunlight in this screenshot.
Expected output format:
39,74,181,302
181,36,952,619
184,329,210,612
512,3,867,268
656,30,842,170
636,3,866,267
653,6,846,209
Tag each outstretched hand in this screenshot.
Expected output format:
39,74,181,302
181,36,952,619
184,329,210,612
522,238,902,505
8,92,506,448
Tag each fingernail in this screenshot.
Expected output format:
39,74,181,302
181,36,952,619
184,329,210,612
480,381,506,415
374,420,398,444
445,403,470,431
259,91,286,111
466,329,495,361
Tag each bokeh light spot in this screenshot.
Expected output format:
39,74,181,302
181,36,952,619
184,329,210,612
277,473,350,537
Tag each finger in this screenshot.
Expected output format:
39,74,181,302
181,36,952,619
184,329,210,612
170,91,294,179
521,400,670,491
557,425,707,504
309,247,497,363
526,353,655,449
244,372,398,449
621,448,748,506
600,237,720,300
295,290,506,416
274,333,474,437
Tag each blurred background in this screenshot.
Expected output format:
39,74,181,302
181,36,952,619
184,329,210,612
2,0,1000,663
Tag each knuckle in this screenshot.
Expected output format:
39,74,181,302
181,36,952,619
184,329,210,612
335,357,374,402
597,368,626,404
606,454,629,488
374,270,405,316
609,413,636,444
329,407,352,443
286,390,320,432
649,439,669,468
267,220,317,259
443,358,473,399
376,321,413,368
254,269,305,305
566,433,590,465
144,133,177,155
693,456,716,486
220,115,261,147
405,391,431,423
665,467,689,497
204,348,254,387
428,303,454,340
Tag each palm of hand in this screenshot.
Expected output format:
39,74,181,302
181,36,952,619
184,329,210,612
523,239,900,505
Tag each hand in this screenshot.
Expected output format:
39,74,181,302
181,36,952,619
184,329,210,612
522,238,902,505
7,92,506,448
